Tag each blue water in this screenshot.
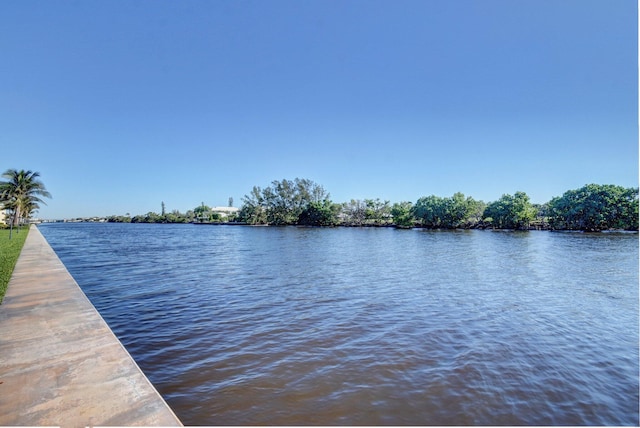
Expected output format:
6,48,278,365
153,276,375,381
39,223,639,425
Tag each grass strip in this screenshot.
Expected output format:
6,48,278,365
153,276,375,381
0,226,29,304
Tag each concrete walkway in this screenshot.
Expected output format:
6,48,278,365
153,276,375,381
0,225,182,427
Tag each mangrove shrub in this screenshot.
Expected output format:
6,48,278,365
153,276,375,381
547,184,639,231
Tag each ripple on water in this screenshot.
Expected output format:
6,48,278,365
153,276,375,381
39,224,639,426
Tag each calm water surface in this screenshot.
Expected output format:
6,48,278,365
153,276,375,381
39,223,638,425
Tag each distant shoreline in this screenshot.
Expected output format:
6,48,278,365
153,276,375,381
35,220,639,233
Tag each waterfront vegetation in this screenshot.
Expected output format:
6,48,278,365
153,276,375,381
102,179,639,232
106,205,228,224
1,167,635,232
236,179,639,231
0,226,29,303
0,169,51,235
0,168,50,301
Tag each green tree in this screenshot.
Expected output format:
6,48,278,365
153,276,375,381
484,191,536,230
391,201,415,228
238,186,267,224
262,184,289,225
239,178,330,225
297,199,339,226
166,209,188,223
467,198,487,227
413,195,445,228
131,212,162,223
622,187,639,230
442,192,480,228
364,198,392,225
0,169,51,237
193,203,213,223
107,215,132,223
547,184,639,231
413,193,480,229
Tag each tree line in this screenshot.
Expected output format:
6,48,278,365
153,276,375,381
234,178,638,231
3,169,635,232
106,202,236,224
108,178,638,231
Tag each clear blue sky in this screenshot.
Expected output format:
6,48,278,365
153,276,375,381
1,0,637,219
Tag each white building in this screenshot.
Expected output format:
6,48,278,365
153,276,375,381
211,206,240,217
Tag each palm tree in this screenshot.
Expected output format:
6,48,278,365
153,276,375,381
0,169,51,237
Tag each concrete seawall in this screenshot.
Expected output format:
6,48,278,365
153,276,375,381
0,225,183,427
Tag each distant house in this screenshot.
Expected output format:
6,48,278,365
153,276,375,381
0,204,6,225
211,206,240,218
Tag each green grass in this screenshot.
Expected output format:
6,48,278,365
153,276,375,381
0,226,29,304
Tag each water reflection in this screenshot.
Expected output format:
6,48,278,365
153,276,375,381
39,224,639,425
